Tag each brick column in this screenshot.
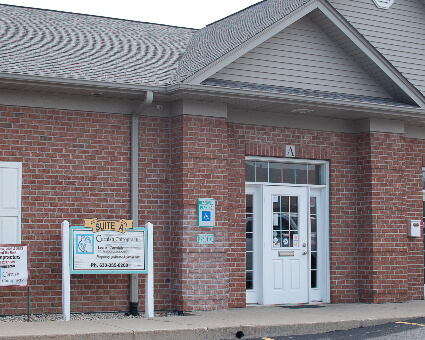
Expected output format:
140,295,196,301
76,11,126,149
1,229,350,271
170,103,229,311
357,131,408,302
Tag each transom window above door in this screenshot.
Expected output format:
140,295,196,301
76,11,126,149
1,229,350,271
245,160,325,185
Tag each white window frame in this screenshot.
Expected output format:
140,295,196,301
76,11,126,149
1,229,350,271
0,162,22,244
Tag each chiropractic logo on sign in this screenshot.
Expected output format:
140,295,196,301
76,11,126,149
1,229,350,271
198,198,215,227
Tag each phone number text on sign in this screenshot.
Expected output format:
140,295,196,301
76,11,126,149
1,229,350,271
71,228,147,274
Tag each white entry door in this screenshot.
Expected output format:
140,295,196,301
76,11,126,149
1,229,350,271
263,186,308,304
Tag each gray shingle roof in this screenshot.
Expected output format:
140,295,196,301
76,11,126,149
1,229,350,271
0,5,195,86
174,0,312,83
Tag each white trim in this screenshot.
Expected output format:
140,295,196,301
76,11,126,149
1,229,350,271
245,185,263,304
0,161,22,244
245,157,330,304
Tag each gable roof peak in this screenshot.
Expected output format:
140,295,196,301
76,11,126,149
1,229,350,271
174,0,314,84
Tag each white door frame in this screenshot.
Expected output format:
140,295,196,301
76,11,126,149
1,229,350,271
245,158,329,305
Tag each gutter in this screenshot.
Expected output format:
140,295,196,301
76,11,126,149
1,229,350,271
130,90,153,316
166,83,425,119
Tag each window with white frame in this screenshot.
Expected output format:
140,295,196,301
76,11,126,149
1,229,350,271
423,169,425,283
0,162,22,244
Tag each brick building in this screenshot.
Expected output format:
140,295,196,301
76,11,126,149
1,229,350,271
1,0,425,315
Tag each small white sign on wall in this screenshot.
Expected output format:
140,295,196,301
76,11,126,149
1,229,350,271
286,145,296,158
198,198,215,227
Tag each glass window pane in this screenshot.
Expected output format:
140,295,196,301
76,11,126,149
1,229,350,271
246,216,253,232
269,163,282,183
308,164,322,185
273,196,280,212
246,272,253,290
311,233,317,251
311,252,317,269
281,214,289,230
282,163,295,184
290,216,298,231
310,197,317,215
246,252,253,271
282,233,290,247
311,270,317,288
246,233,253,251
256,162,268,182
273,230,281,248
245,161,255,182
246,195,253,213
290,196,298,213
295,164,308,184
311,217,317,233
281,196,289,213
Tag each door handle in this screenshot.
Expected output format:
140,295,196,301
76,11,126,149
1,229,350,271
302,251,308,255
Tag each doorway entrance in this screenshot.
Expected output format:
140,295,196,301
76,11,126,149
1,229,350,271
245,158,329,305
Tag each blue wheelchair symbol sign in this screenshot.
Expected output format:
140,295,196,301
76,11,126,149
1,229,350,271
202,211,211,221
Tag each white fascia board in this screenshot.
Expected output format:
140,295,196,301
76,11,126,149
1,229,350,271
185,1,319,85
168,83,425,119
317,1,425,109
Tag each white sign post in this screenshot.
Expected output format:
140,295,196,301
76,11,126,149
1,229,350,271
61,220,70,321
61,220,154,320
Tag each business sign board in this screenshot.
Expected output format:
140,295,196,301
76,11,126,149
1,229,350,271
70,226,147,274
198,198,215,227
0,244,29,287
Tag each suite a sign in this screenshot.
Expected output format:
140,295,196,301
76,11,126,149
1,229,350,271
70,227,147,274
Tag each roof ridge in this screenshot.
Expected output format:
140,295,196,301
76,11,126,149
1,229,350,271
206,0,266,27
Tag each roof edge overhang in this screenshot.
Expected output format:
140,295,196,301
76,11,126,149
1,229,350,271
167,83,425,120
0,70,424,122
182,0,425,109
0,72,166,96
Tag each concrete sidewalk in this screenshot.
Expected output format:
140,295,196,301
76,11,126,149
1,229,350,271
1,300,425,340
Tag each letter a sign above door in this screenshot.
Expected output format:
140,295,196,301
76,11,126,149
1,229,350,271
372,0,394,9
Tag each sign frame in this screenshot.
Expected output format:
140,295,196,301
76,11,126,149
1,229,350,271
69,226,148,275
198,198,215,228
0,244,30,287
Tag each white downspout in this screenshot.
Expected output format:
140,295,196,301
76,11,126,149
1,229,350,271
130,90,153,316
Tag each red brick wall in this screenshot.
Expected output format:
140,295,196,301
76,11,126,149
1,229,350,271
0,105,175,315
357,132,411,303
170,115,229,311
227,123,359,303
405,137,425,299
1,103,424,315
